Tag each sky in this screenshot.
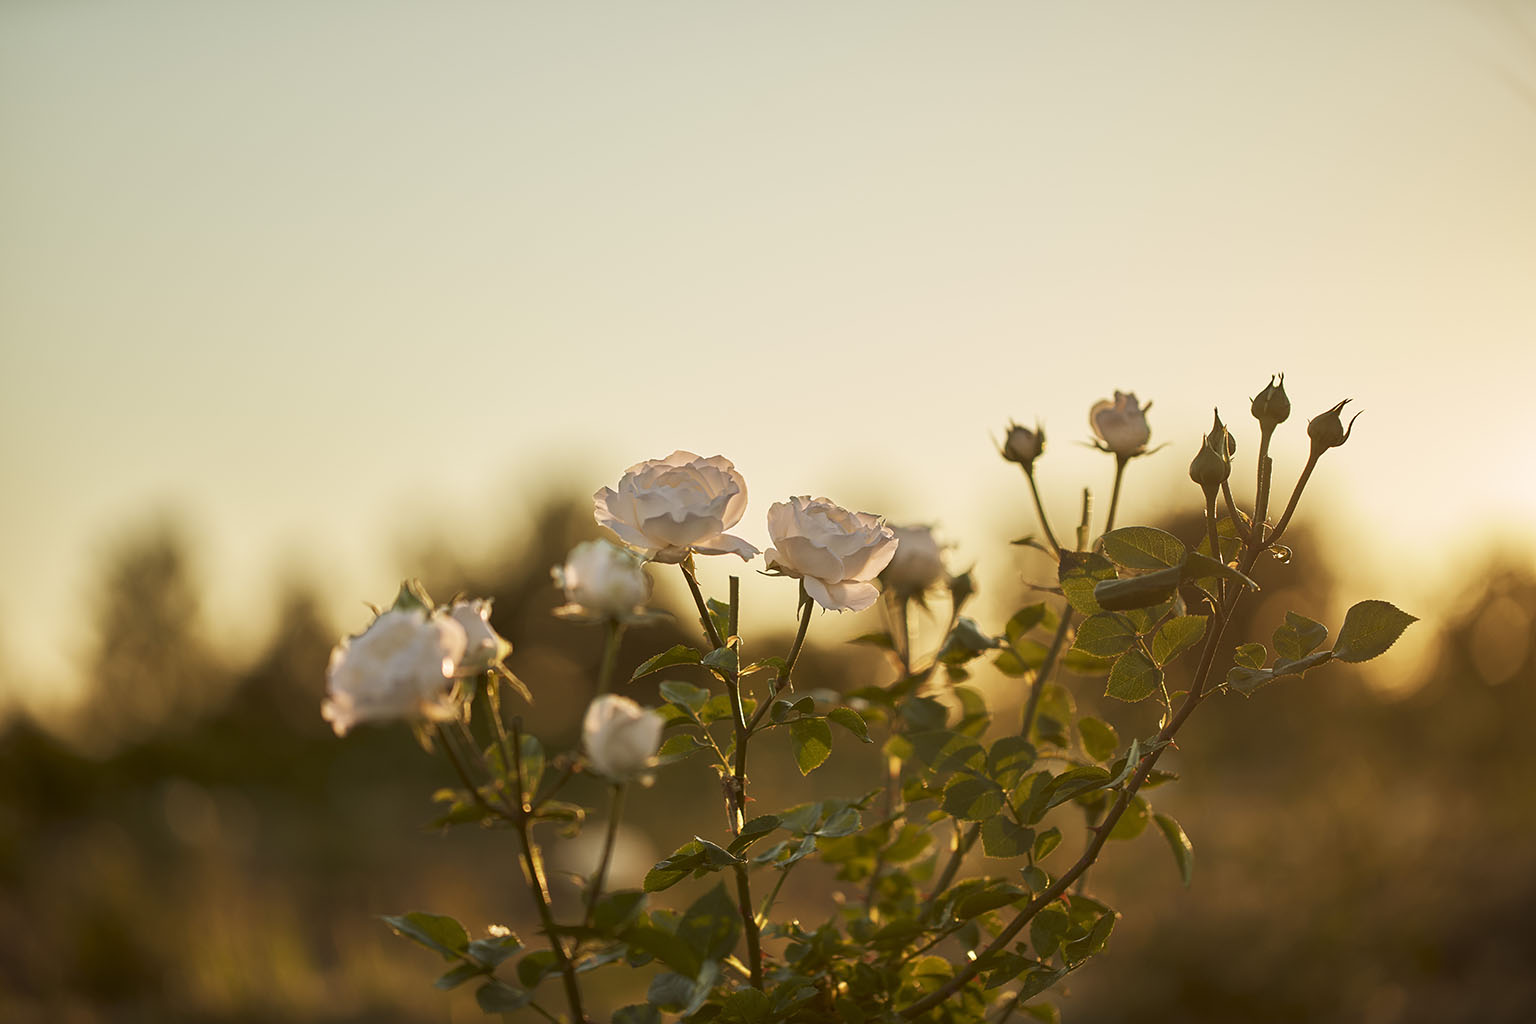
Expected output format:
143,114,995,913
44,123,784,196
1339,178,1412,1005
2,0,1534,713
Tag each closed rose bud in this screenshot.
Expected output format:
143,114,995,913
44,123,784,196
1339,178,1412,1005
1189,434,1230,494
553,539,652,621
1251,374,1291,430
880,525,947,599
1000,422,1044,470
1210,408,1235,459
583,694,665,785
1308,399,1360,453
1089,391,1152,458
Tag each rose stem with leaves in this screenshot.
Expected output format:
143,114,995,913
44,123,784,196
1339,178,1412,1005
508,720,586,1022
900,462,1317,1018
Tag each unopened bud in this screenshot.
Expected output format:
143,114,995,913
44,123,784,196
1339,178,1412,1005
1210,408,1236,459
1251,374,1291,430
1189,434,1231,493
1307,399,1360,452
1000,422,1044,470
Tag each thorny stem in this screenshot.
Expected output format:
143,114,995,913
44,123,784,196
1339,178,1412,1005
1221,477,1242,531
680,557,726,651
509,721,587,1023
1020,610,1077,738
583,783,626,927
1023,468,1063,555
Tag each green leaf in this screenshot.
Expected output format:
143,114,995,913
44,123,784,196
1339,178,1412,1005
475,979,533,1012
1332,600,1417,663
1153,812,1195,886
516,949,561,988
1058,552,1119,615
702,645,739,678
789,718,834,775
1030,907,1070,958
987,735,1037,789
814,806,862,838
1234,642,1267,669
1064,910,1116,963
647,971,697,1011
1093,566,1182,611
1006,604,1050,646
678,883,741,963
1077,717,1119,762
956,884,1026,919
1106,796,1149,841
1101,527,1187,569
465,933,522,968
644,838,742,892
1105,649,1163,703
592,891,647,933
850,631,896,650
981,816,1035,858
727,815,782,856
434,961,486,990
632,644,701,681
942,775,1005,821
382,912,469,961
1043,765,1113,810
1226,649,1334,695
657,733,709,765
1033,827,1062,860
1152,615,1208,666
827,706,872,743
1273,611,1329,660
614,1003,664,1024
621,924,700,976
1071,613,1138,657
659,680,710,711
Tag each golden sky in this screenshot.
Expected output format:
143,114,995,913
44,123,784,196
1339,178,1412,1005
2,0,1534,709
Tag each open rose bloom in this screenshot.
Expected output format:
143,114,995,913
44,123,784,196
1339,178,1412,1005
594,451,759,563
322,608,468,737
583,694,665,785
1089,391,1152,457
764,496,899,612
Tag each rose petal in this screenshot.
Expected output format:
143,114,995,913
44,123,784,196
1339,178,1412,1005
804,577,880,613
692,532,761,560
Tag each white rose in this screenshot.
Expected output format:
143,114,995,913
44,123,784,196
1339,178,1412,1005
1089,391,1153,457
321,608,468,737
450,599,511,675
881,524,947,599
594,451,759,564
763,496,900,612
582,694,665,784
553,539,652,620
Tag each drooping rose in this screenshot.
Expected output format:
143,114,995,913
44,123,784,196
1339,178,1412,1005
881,524,947,599
321,608,468,737
1089,391,1152,458
763,496,899,612
594,451,759,563
553,539,652,621
450,598,511,675
582,694,665,784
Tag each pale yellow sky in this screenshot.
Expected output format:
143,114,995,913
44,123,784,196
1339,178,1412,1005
2,0,1534,711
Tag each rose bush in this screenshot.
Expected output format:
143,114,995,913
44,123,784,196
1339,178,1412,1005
763,495,899,611
593,450,758,563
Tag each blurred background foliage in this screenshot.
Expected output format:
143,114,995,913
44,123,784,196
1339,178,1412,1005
0,496,1532,1023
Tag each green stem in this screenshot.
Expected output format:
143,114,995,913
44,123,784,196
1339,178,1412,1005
1023,468,1063,555
1265,450,1322,550
596,619,624,694
510,722,587,1023
583,783,626,926
734,863,764,989
1102,456,1129,536
680,557,726,651
745,585,813,735
1250,426,1275,550
1020,610,1076,737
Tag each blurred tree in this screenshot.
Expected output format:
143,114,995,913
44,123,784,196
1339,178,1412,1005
70,520,227,755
